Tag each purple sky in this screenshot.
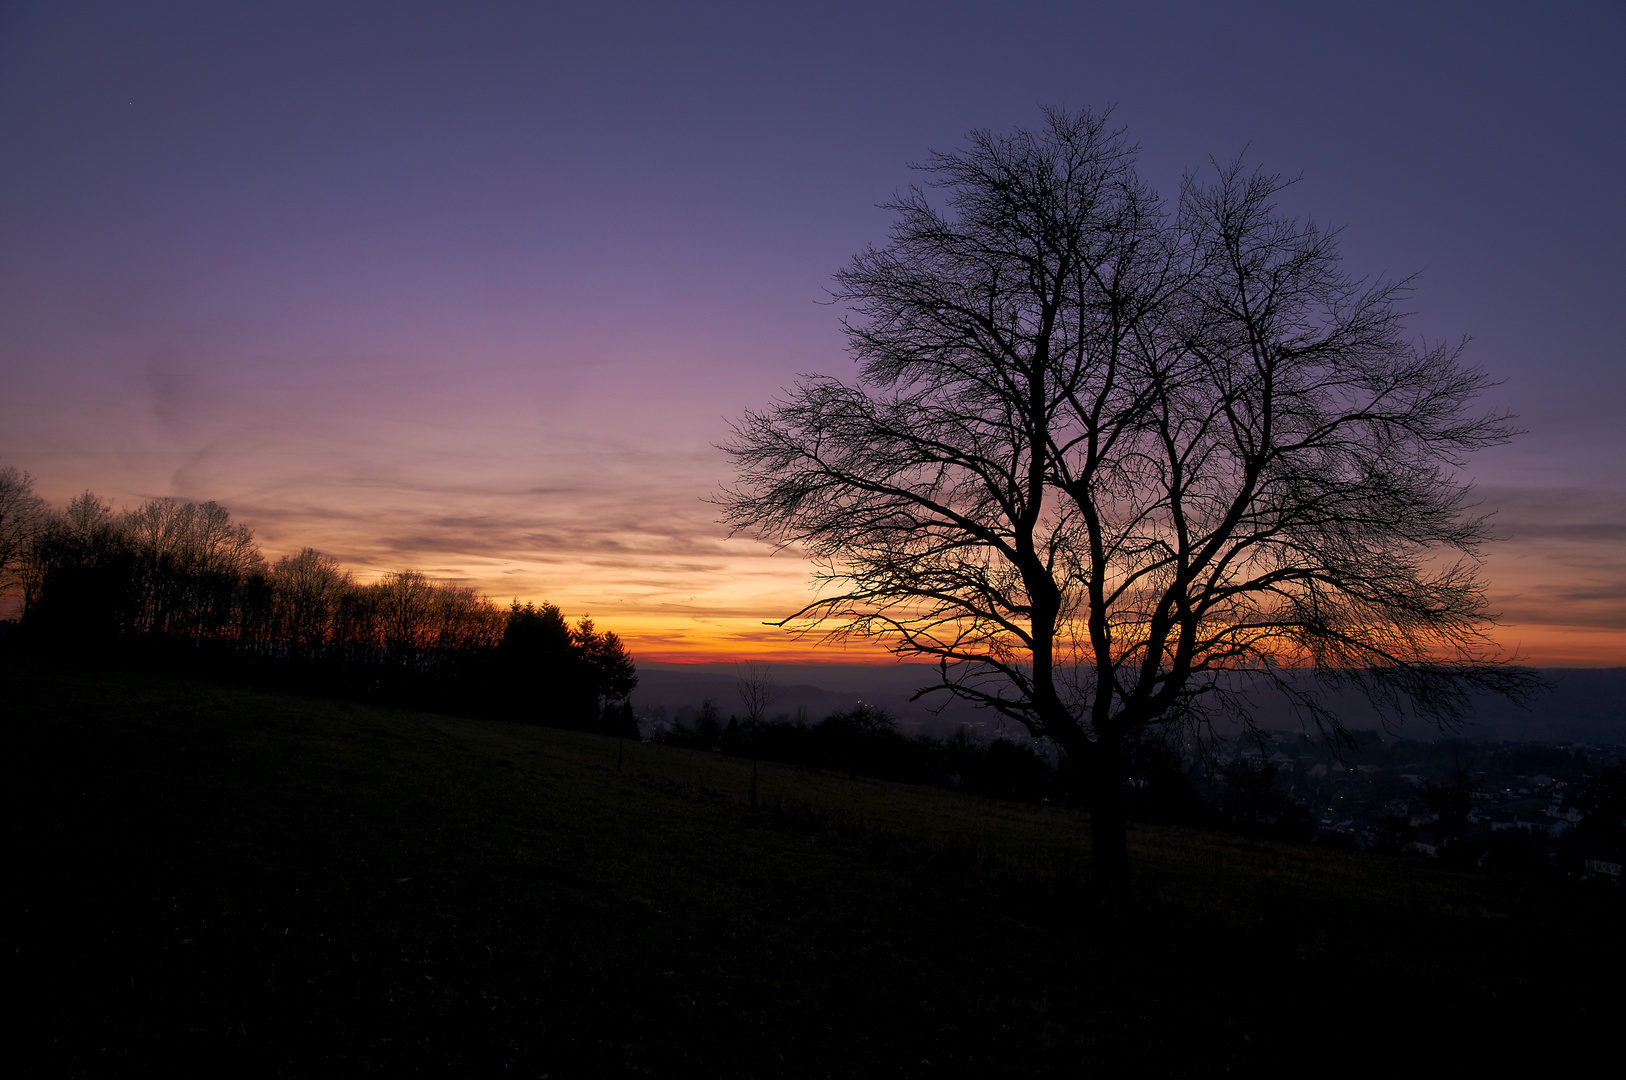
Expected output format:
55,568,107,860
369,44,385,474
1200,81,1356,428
2,1,1622,662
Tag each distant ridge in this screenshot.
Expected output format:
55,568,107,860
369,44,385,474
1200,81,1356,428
633,663,1626,744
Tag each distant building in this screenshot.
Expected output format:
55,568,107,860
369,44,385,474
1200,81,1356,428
1495,813,1571,839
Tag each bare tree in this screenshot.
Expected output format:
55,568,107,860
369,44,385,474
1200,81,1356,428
0,462,48,611
736,661,778,809
720,108,1533,897
122,498,264,637
18,491,131,637
270,548,349,652
736,661,778,726
375,570,438,662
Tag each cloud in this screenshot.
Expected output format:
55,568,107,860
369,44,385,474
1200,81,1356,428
10,356,1624,664
1478,484,1626,547
1473,484,1626,643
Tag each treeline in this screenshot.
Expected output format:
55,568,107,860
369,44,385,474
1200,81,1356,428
649,701,1622,877
0,468,634,732
650,703,1068,802
646,701,1321,833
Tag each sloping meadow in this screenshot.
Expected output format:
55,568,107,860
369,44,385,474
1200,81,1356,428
8,653,1619,1076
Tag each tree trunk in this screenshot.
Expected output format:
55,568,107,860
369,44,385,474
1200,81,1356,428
1089,740,1131,902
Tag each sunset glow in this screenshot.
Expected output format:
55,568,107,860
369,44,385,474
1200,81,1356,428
2,4,1620,666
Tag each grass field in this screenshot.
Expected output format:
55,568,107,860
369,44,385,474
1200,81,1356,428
7,653,1620,1076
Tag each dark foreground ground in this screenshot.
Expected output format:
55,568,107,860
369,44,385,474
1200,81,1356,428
7,654,1621,1076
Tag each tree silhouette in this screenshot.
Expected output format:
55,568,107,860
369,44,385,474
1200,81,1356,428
122,498,263,639
576,617,637,715
1417,757,1477,842
498,601,584,722
269,548,348,654
735,661,777,727
21,492,132,642
0,462,48,610
721,107,1534,898
736,662,776,807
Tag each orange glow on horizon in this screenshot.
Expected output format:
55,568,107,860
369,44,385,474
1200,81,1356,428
612,620,896,665
419,559,1626,668
614,628,1626,668
608,611,1626,667
12,469,1620,670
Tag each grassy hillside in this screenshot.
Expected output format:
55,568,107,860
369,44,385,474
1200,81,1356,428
7,654,1620,1076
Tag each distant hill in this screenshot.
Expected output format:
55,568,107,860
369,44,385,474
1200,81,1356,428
633,662,995,737
1232,668,1626,744
634,663,1626,744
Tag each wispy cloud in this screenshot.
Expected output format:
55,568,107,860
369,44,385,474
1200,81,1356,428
1475,484,1626,644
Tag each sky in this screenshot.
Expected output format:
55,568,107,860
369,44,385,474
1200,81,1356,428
1,1,1622,664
